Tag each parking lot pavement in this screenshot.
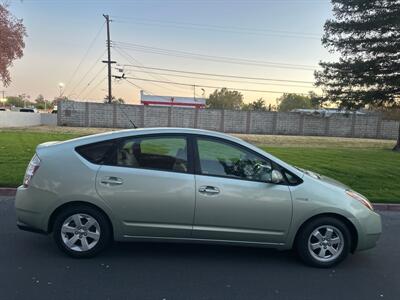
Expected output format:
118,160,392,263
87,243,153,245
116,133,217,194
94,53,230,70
1,196,399,300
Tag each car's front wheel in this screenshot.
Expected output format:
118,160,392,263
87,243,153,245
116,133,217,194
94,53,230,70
296,217,351,268
53,205,112,258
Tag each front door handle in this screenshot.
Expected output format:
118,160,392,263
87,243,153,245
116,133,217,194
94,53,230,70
100,176,124,186
198,186,220,195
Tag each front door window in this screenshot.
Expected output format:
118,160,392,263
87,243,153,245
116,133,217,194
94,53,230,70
197,138,272,182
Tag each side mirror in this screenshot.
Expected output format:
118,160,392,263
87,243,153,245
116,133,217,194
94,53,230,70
270,169,284,184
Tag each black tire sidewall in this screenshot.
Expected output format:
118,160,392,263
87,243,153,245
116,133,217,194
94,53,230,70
53,206,111,258
296,217,351,268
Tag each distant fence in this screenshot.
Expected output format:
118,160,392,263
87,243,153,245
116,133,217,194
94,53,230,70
0,111,57,128
57,100,399,140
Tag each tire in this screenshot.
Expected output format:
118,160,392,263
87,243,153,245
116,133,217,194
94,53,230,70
53,205,112,258
295,217,351,268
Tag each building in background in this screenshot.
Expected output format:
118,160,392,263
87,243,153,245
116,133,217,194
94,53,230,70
140,90,206,108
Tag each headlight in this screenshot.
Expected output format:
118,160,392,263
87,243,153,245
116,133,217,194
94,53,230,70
346,190,374,211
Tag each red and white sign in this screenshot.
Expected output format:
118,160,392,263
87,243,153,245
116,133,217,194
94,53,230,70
140,91,206,108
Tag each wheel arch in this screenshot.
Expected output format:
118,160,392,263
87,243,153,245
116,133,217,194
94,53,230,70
293,213,358,253
47,201,114,239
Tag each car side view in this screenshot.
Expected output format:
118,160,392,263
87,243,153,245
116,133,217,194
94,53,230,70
15,128,382,267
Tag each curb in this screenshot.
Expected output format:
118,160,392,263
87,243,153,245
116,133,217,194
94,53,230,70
0,188,17,196
373,203,400,212
0,188,399,211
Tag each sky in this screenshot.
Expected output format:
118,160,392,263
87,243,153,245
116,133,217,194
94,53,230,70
4,0,334,105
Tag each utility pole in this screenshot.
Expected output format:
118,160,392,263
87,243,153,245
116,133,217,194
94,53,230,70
102,14,116,104
0,91,5,107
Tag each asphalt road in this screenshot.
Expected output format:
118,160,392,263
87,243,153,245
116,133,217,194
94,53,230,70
1,196,399,300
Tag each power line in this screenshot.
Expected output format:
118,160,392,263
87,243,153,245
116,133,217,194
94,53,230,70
122,68,315,89
112,42,317,70
120,64,315,84
67,50,106,97
77,65,107,99
63,21,105,95
114,47,194,93
111,42,318,71
124,79,179,102
82,77,107,100
111,18,321,40
123,76,312,95
110,16,320,37
82,76,107,100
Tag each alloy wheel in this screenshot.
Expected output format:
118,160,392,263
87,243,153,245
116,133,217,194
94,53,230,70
61,213,101,252
307,225,344,262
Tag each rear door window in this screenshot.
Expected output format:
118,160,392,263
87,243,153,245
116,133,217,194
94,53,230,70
116,136,188,173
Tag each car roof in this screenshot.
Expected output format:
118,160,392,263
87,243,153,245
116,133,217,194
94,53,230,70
59,127,245,146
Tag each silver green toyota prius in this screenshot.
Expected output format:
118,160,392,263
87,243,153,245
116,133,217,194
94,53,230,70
15,128,381,267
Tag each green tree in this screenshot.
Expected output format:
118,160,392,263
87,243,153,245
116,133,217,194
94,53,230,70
34,94,52,110
243,98,268,111
0,4,27,86
277,93,313,112
207,88,243,110
6,95,24,107
6,94,32,108
308,91,322,109
315,0,400,150
103,95,125,104
34,94,45,109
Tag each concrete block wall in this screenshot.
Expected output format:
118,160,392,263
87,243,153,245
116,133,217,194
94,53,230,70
276,112,301,135
197,109,222,131
353,115,380,139
170,107,196,128
380,120,399,139
143,106,169,128
88,103,114,128
250,112,276,134
302,115,326,136
58,100,399,140
223,110,248,133
58,101,86,127
328,114,354,137
115,104,143,128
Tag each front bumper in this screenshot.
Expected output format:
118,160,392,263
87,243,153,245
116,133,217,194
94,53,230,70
354,210,382,251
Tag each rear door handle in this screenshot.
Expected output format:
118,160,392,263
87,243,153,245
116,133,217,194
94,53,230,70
198,186,220,195
100,176,124,186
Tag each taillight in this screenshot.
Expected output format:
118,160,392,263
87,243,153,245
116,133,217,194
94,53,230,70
23,154,41,187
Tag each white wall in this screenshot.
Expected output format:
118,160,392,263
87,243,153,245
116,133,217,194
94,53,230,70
0,111,57,128
40,113,57,126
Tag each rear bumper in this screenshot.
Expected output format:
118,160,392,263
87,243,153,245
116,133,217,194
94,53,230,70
17,221,47,235
15,186,53,233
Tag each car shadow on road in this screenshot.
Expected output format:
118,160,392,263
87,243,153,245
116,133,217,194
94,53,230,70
105,241,300,265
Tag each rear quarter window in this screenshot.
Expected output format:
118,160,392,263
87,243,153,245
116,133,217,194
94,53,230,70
75,141,115,164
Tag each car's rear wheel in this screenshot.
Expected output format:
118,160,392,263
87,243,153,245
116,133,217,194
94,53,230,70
296,217,351,268
53,205,112,258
